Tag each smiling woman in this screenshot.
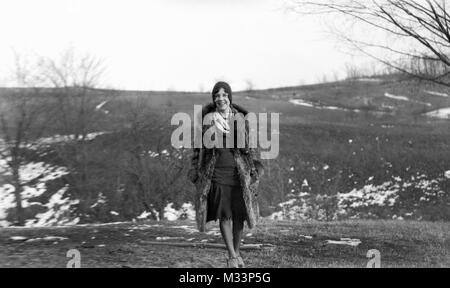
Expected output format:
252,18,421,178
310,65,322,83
188,81,264,268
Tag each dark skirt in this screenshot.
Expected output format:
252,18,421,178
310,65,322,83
206,181,247,223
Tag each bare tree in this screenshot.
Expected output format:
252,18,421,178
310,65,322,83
245,79,254,91
36,48,107,216
120,99,188,220
38,47,106,139
290,0,450,87
0,54,55,226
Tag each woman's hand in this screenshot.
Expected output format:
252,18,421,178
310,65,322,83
187,168,199,184
253,160,264,178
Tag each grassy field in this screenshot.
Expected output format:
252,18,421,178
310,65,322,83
0,219,448,268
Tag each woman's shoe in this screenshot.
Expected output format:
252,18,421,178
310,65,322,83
236,256,245,268
227,257,239,268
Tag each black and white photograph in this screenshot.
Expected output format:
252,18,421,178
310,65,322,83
0,0,449,272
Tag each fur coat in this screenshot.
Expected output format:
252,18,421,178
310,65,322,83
188,103,264,232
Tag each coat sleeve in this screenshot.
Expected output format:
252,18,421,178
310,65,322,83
188,146,201,184
188,103,212,184
245,120,265,180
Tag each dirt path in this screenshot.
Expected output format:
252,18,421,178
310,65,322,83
1,220,449,268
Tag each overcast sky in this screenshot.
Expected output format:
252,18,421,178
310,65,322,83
0,0,375,91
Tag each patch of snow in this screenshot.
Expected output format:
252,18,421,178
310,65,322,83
299,235,313,240
129,224,163,231
206,230,221,237
268,211,284,220
148,151,160,158
445,171,450,179
0,184,15,221
384,92,409,101
169,225,197,234
20,162,69,184
156,236,185,241
424,90,449,97
326,238,361,247
289,99,315,107
356,78,383,82
163,202,195,221
279,199,296,207
338,181,400,208
290,99,360,113
25,236,68,243
0,157,11,175
302,179,309,187
425,107,450,119
26,132,108,149
90,193,107,209
384,92,432,106
24,185,80,227
136,211,153,220
10,236,28,241
71,221,129,228
95,101,108,110
0,161,71,227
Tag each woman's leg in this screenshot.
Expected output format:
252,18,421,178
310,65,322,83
220,219,237,258
232,219,244,256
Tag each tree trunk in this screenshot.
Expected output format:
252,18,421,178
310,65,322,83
12,166,25,226
158,206,165,221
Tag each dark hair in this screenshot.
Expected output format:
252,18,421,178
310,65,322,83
211,81,232,104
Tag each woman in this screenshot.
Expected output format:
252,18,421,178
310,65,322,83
188,81,264,268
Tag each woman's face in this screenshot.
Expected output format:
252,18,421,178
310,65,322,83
214,88,230,111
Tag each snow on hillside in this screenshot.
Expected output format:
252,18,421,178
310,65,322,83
0,160,76,227
26,132,108,150
0,129,198,228
445,171,450,179
270,172,449,221
424,90,449,97
384,92,432,106
95,100,110,114
289,99,361,113
384,92,409,101
355,78,383,82
425,107,450,119
25,185,80,227
164,203,195,221
0,132,107,227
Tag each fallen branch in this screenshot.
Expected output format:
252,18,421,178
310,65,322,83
139,241,275,251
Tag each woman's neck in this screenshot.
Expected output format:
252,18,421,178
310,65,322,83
217,106,231,117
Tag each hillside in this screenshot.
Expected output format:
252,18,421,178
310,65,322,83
0,76,449,227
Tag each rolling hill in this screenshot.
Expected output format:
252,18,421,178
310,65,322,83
0,75,449,227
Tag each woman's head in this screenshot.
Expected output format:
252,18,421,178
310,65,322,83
212,81,232,111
